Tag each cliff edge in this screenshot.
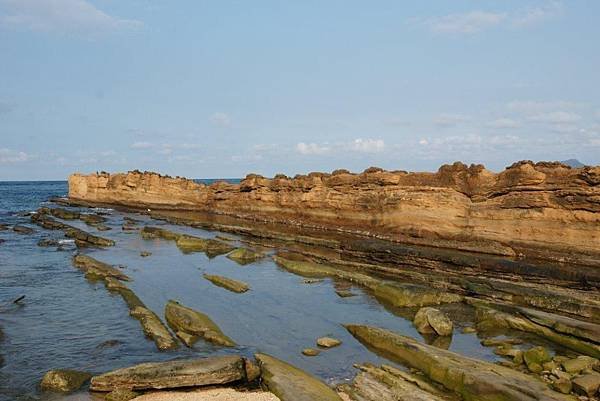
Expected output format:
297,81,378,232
68,161,600,266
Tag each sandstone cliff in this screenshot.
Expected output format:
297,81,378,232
68,161,600,266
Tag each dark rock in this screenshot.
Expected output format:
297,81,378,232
13,225,34,234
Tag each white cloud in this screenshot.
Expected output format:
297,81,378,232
349,138,385,153
434,113,471,127
0,0,142,34
130,141,153,149
0,148,29,163
511,1,562,27
528,111,581,124
420,2,563,35
425,11,506,34
209,112,231,127
487,118,520,129
296,142,330,155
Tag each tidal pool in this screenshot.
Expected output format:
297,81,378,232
0,182,510,401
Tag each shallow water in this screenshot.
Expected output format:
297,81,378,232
0,181,505,400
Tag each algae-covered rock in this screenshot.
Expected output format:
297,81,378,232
165,300,235,347
49,208,80,220
413,307,453,336
255,353,342,401
72,254,130,281
561,356,599,374
375,283,462,308
523,346,551,373
105,388,140,401
140,226,181,240
227,248,265,265
552,377,572,394
176,235,235,256
203,274,249,293
345,324,573,401
40,369,91,393
90,355,245,391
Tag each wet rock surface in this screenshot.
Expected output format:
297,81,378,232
72,254,130,281
90,355,246,391
40,369,91,393
255,353,342,401
203,274,250,293
346,324,574,401
227,248,265,265
413,307,453,336
165,300,236,347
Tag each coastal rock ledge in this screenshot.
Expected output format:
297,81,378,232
68,161,600,266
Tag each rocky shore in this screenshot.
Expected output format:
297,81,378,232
68,161,600,269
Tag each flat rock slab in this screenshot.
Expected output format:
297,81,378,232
226,248,265,265
73,254,130,281
204,274,249,293
165,300,236,347
255,353,342,401
346,324,573,401
90,355,246,392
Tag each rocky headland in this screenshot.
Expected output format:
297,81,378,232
68,161,600,277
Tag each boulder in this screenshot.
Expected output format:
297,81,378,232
40,369,91,393
317,337,342,348
203,274,249,293
90,355,246,391
413,307,453,336
165,300,235,347
255,353,342,401
572,372,600,397
561,356,599,374
226,248,265,265
346,324,573,401
523,346,551,373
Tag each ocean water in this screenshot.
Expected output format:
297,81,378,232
0,181,502,401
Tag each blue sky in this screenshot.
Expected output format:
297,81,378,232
1,0,599,180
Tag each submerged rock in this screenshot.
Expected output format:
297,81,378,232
49,208,80,220
40,369,91,393
227,248,265,265
176,235,235,256
413,307,453,336
72,254,130,281
140,251,152,257
473,302,600,358
255,353,342,401
165,300,236,347
346,324,573,401
0,223,8,230
203,274,249,293
63,227,115,247
302,348,320,356
274,254,461,308
37,238,60,247
80,213,107,226
13,224,34,234
90,355,246,391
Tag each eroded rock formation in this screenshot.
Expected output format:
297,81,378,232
68,161,600,267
